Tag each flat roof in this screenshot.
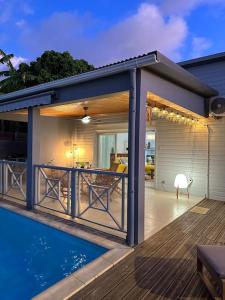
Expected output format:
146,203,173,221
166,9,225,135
0,51,218,103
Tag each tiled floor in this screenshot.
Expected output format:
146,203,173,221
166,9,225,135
144,185,202,238
4,180,203,241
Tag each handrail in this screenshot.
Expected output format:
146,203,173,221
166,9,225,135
0,159,27,165
35,163,127,233
35,164,128,177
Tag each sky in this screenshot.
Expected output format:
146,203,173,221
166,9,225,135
1,0,225,67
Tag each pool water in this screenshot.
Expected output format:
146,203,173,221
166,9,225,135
0,207,107,299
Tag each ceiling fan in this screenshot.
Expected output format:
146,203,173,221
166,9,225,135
81,106,91,124
74,105,126,124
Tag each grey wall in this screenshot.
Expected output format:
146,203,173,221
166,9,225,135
182,61,225,96
141,69,206,116
181,60,225,201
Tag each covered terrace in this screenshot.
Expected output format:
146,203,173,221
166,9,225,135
0,51,217,245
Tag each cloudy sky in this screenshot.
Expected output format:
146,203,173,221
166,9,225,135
1,0,225,67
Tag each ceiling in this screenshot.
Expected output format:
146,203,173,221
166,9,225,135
10,90,203,120
40,91,129,117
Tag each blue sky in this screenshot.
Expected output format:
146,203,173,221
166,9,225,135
1,0,225,67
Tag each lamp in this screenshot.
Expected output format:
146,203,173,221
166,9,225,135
174,174,190,199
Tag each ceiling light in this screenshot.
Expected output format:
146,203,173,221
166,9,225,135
81,106,91,124
81,115,91,124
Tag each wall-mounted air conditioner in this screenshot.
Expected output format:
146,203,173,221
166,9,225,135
210,96,225,116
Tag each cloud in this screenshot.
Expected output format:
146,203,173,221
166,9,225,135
0,55,26,71
16,19,26,28
0,0,33,24
191,36,212,58
11,56,26,68
21,3,188,66
160,0,225,16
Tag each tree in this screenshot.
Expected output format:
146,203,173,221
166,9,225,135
0,49,14,72
0,50,94,93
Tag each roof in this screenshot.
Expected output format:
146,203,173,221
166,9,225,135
0,51,218,104
179,51,225,68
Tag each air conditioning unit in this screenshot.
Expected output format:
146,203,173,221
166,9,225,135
210,96,225,116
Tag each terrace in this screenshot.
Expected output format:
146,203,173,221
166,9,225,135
71,198,225,299
0,93,203,241
0,51,218,247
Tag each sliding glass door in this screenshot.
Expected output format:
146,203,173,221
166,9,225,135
98,134,116,168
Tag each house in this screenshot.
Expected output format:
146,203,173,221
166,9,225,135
0,50,224,246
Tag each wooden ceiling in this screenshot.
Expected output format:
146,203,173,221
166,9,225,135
40,92,129,117
11,90,203,120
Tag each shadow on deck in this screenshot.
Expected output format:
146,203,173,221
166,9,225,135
71,198,225,300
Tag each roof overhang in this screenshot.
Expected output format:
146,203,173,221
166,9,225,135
0,91,53,112
0,51,218,113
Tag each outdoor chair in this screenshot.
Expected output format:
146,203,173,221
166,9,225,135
197,245,225,300
43,168,69,202
91,163,126,194
80,163,127,209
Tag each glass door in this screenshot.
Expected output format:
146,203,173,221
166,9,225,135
98,134,116,168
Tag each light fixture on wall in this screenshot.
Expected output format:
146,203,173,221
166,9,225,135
81,107,91,124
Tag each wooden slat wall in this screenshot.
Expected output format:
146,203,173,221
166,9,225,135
74,115,128,166
155,119,208,197
74,115,225,201
208,117,225,201
74,122,97,164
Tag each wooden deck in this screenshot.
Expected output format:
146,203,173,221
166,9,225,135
71,198,225,300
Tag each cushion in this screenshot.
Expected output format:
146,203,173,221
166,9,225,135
120,158,128,165
116,164,126,173
197,245,225,278
145,164,155,175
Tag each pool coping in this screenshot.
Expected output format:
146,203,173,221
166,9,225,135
0,201,133,300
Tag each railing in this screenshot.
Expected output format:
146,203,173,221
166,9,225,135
0,160,27,202
35,165,127,233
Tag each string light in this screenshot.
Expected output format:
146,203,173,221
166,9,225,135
149,106,202,127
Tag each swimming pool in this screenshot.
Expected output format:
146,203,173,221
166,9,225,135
0,207,107,300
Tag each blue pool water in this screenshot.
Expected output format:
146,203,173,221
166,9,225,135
0,207,107,300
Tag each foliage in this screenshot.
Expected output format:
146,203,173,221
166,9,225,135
0,49,14,72
0,50,94,93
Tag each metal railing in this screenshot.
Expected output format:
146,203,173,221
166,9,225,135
35,165,127,232
0,160,27,202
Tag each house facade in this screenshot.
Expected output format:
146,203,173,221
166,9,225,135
0,51,224,246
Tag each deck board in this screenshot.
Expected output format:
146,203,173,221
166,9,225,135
71,199,225,300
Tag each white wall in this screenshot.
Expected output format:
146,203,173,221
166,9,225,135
1,111,225,201
39,116,74,166
155,119,208,197
154,117,225,201
74,115,128,167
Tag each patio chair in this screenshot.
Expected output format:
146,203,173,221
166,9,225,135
197,245,225,299
92,163,126,193
80,163,127,210
43,168,70,202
